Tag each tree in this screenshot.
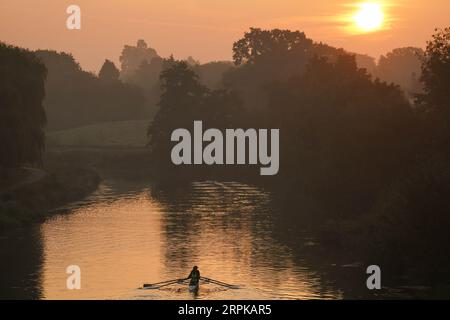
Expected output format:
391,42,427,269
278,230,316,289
148,58,208,157
375,47,424,98
36,50,147,130
129,57,165,112
119,40,159,80
0,43,47,168
266,54,416,213
192,61,234,89
186,56,200,66
364,30,450,272
353,53,376,74
417,28,450,118
224,28,347,111
132,57,165,88
232,28,313,66
99,59,120,83
148,58,242,171
415,28,450,153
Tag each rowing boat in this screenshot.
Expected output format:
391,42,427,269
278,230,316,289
142,276,237,291
188,283,199,291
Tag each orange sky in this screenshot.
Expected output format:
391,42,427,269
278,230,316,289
0,0,448,72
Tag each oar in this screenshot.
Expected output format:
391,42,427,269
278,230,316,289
202,278,238,289
143,279,181,286
143,278,187,289
151,279,188,289
201,277,231,285
201,277,239,289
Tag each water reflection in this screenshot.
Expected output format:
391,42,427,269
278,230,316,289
0,227,44,299
1,178,342,299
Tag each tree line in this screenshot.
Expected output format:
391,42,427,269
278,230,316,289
147,28,450,277
0,43,47,169
1,26,450,276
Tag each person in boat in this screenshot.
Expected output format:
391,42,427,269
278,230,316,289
186,266,200,286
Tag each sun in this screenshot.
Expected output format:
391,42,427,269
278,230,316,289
353,2,385,32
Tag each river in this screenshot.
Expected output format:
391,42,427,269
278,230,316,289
1,176,419,299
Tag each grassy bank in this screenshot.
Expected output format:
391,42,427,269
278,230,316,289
0,163,100,231
46,120,150,148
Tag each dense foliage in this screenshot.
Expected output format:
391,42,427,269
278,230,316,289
148,58,242,172
0,43,47,168
36,50,147,130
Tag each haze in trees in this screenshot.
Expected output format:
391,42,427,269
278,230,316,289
36,50,148,130
224,28,348,111
148,58,242,174
2,21,450,292
375,47,424,99
119,40,159,81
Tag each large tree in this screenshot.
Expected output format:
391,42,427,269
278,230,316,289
266,54,416,213
224,28,347,111
148,58,241,170
119,40,159,81
416,28,450,153
148,58,208,163
417,28,450,119
232,28,314,66
0,43,47,168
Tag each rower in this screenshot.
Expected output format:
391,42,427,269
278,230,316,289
186,266,200,286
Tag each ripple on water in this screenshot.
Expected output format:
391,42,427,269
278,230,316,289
2,179,343,299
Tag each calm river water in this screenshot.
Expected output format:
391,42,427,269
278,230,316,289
1,177,419,299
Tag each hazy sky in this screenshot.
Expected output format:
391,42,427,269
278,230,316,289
0,0,448,72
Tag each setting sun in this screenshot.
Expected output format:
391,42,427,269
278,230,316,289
353,2,385,32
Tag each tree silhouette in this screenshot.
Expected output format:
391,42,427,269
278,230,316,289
0,43,47,168
375,47,424,98
225,28,347,110
417,28,450,119
148,58,208,163
119,40,159,81
266,54,415,213
232,28,313,66
36,50,147,130
353,53,376,74
192,61,234,89
148,58,242,173
99,59,120,83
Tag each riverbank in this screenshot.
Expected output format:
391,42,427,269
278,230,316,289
0,161,100,231
270,156,450,292
2,146,449,298
8,146,449,293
